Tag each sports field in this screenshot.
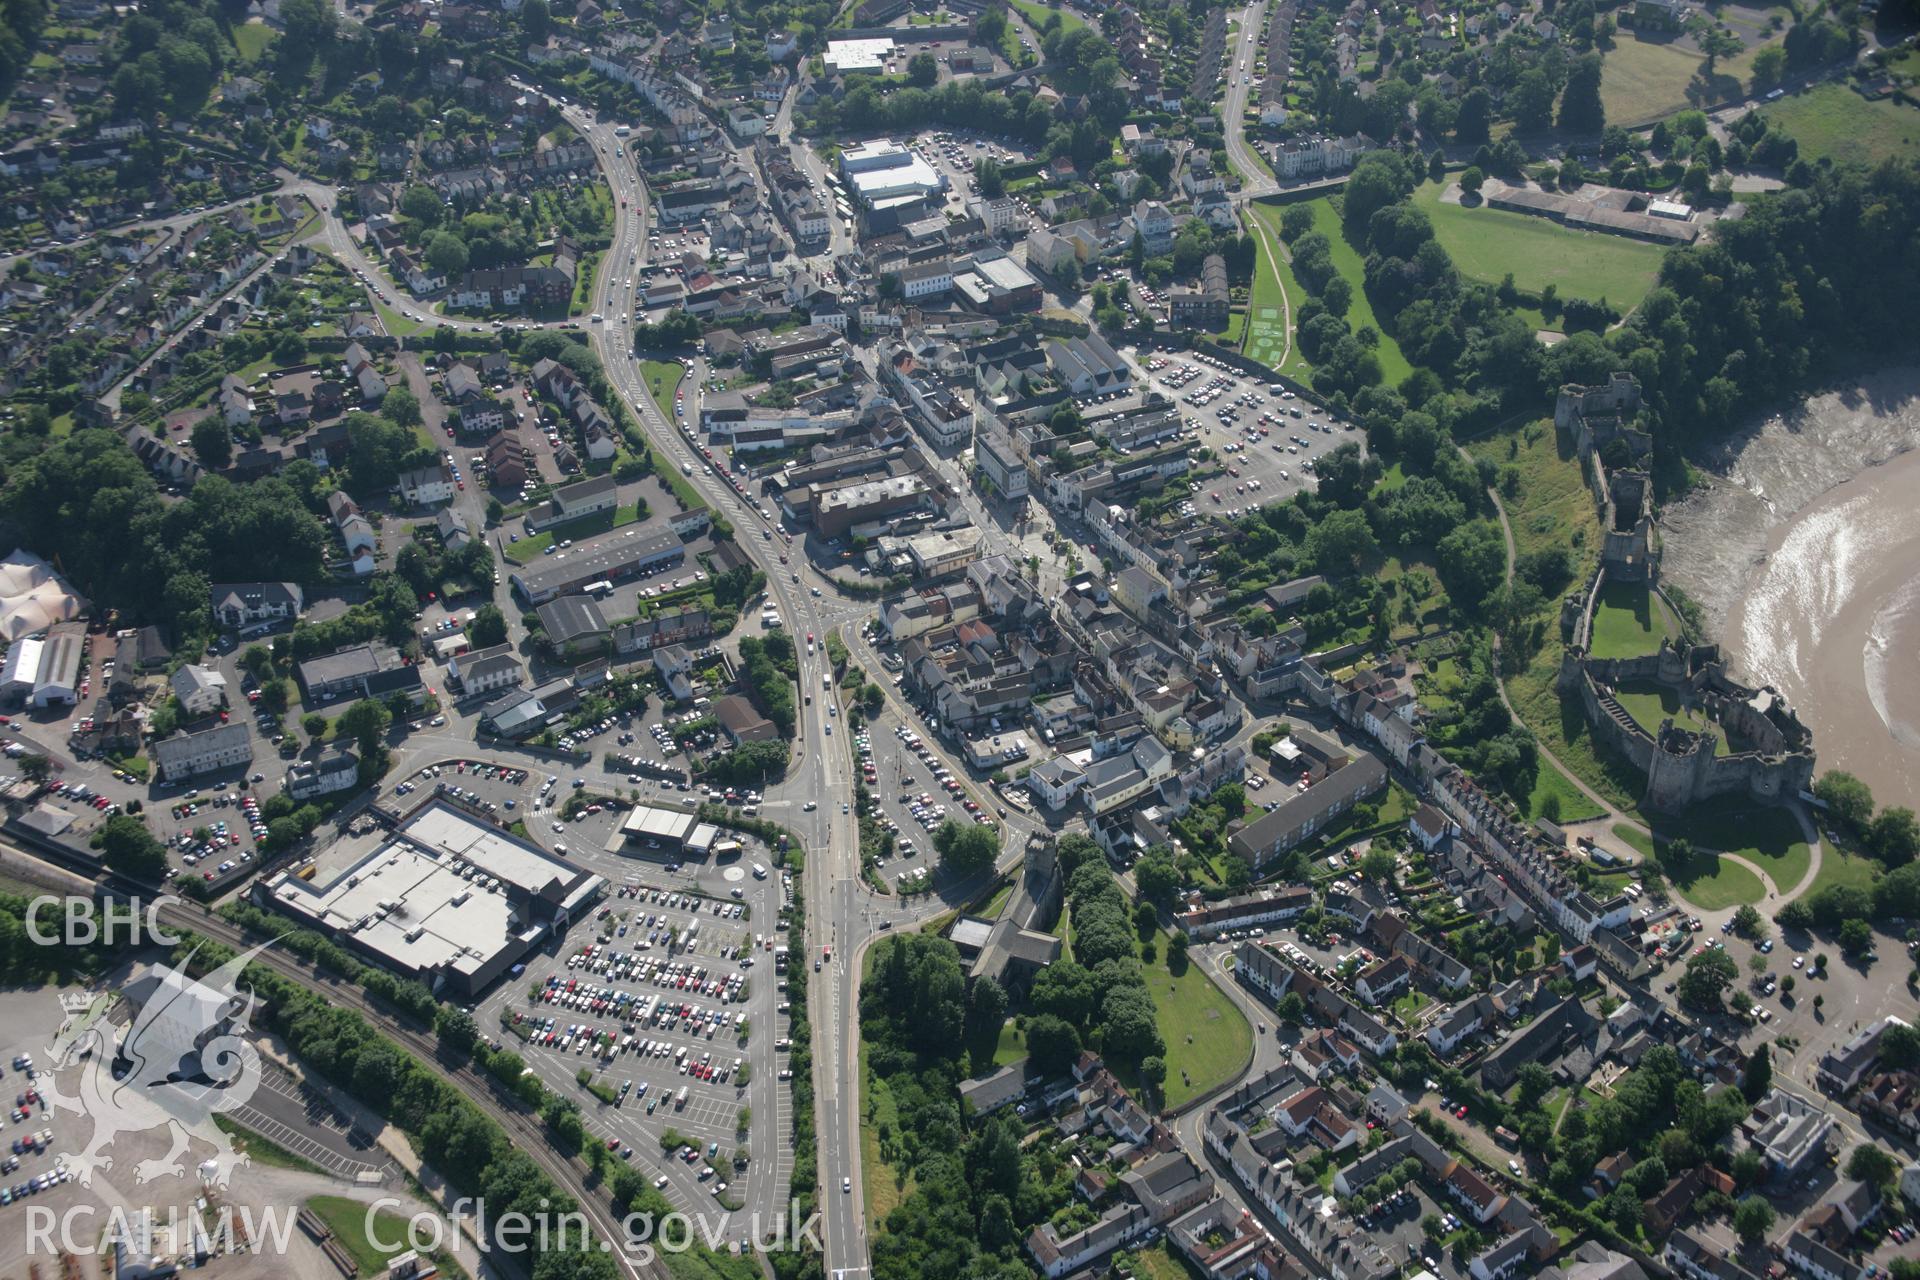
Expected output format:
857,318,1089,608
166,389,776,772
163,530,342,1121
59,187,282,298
1412,182,1665,312
1762,83,1920,168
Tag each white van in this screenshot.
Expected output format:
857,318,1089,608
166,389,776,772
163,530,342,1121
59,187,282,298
752,863,768,879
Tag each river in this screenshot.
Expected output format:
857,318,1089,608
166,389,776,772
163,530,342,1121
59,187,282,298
1657,367,1920,812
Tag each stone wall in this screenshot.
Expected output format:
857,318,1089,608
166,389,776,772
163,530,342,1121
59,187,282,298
1559,580,1815,812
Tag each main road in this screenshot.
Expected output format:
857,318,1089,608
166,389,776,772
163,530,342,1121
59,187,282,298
1223,2,1277,199
550,97,886,1280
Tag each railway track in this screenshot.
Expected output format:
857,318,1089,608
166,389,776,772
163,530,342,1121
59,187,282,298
150,900,672,1280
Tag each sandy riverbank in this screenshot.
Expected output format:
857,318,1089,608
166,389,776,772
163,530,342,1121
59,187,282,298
1659,366,1920,811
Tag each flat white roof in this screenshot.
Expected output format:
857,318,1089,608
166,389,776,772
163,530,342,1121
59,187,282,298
825,36,893,71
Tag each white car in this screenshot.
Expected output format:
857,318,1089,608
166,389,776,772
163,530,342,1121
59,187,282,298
843,1178,852,1193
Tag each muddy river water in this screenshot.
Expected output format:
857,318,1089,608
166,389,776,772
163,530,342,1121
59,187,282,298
1658,367,1920,812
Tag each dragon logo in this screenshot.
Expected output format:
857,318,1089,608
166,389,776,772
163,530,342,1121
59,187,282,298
40,941,275,1189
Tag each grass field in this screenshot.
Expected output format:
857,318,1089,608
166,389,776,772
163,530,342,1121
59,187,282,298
1658,842,1768,909
1799,840,1880,902
1471,425,1649,812
1647,798,1811,897
306,1196,466,1279
993,1019,1030,1067
230,20,275,63
860,1066,915,1227
1612,681,1721,745
1110,936,1252,1111
1009,0,1085,37
1611,824,1656,862
1762,82,1920,168
1599,35,1707,126
1411,181,1665,312
1524,759,1606,824
1588,580,1677,659
372,299,424,339
1247,200,1412,385
1244,204,1312,380
641,359,684,419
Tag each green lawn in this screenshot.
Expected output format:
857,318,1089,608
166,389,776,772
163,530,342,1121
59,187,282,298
640,359,684,419
1411,180,1665,313
1598,35,1708,127
306,1196,466,1279
1244,203,1312,379
1264,198,1414,385
230,21,276,63
1611,824,1656,861
1611,681,1721,745
503,502,642,562
861,1063,915,1227
1645,798,1811,897
1524,759,1605,823
1762,82,1920,169
372,299,423,339
1658,843,1767,910
1797,840,1880,902
1115,932,1253,1110
993,1019,1029,1067
1472,425,1644,813
1588,580,1677,659
1009,0,1086,37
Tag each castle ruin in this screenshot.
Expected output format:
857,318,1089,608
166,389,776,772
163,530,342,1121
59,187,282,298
1553,376,1815,813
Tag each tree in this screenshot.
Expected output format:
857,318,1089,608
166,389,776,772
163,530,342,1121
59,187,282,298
337,698,393,755
1025,1013,1081,1075
1306,508,1381,576
469,604,507,648
1456,88,1493,144
1846,1143,1897,1187
934,819,998,873
96,814,169,881
191,418,233,470
1360,847,1398,884
426,231,470,276
1837,917,1874,955
1139,1054,1168,1097
1730,904,1766,939
1699,28,1743,76
520,0,550,40
301,712,328,739
907,51,938,87
1741,1043,1772,1102
1558,54,1605,134
1276,991,1307,1026
1132,846,1181,905
1677,947,1738,1011
1814,771,1875,833
382,387,421,429
436,1007,479,1057
1867,806,1919,866
1750,45,1788,92
1733,1195,1775,1245
1515,1062,1553,1108
400,184,444,225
